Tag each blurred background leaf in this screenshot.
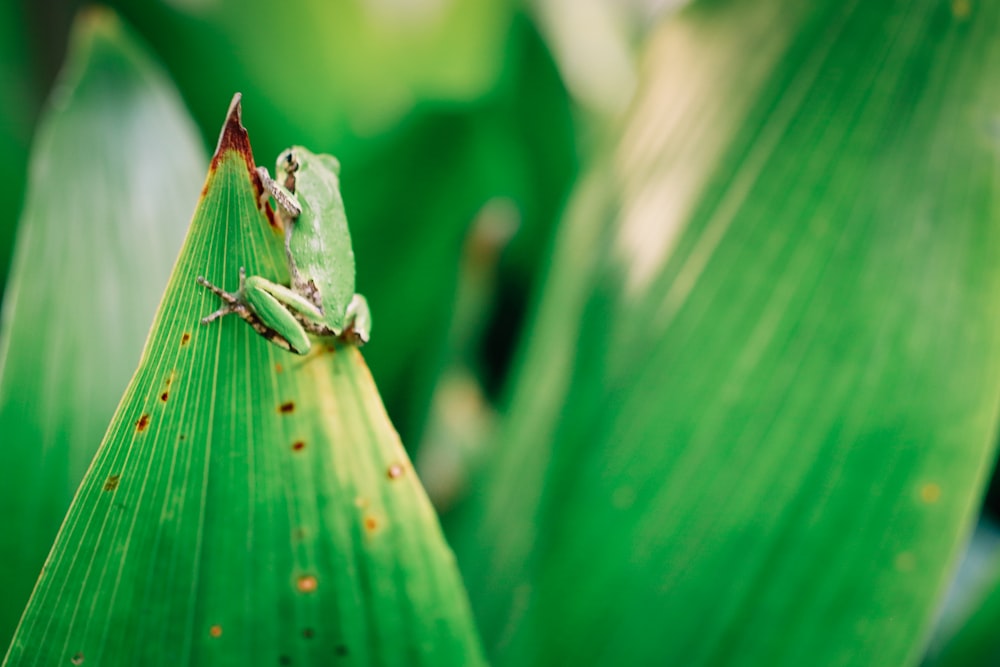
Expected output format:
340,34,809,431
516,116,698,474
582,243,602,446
0,7,205,645
928,547,1000,667
451,0,1000,664
5,97,485,667
119,0,514,148
0,0,38,298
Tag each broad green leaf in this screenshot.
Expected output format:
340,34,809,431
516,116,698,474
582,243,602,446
453,0,1000,665
447,162,614,629
0,8,205,645
3,96,485,667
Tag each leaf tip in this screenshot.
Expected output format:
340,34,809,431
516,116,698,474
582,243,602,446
211,92,255,171
208,93,280,229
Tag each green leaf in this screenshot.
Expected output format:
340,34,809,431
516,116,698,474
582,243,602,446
0,7,205,645
3,96,485,667
453,0,1000,665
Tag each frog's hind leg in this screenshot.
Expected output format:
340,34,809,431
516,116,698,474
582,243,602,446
197,268,247,324
196,268,298,353
197,267,260,328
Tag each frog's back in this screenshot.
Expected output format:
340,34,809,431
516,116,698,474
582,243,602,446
286,147,355,329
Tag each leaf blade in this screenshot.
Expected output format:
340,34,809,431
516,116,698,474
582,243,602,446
0,7,206,646
4,96,485,667
455,1,1000,665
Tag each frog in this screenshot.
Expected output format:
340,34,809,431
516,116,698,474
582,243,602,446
197,146,371,354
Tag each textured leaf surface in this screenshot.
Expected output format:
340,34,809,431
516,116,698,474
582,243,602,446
454,0,1000,665
0,8,205,645
3,97,485,667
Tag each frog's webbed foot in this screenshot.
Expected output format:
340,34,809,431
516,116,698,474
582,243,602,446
257,166,302,219
342,293,372,346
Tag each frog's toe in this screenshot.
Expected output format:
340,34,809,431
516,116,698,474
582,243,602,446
200,305,234,325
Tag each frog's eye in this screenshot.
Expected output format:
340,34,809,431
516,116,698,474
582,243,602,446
278,149,299,174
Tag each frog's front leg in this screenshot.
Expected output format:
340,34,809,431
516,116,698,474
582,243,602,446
197,268,311,354
257,166,302,219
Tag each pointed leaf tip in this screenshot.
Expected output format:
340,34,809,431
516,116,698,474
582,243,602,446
211,92,254,171
207,93,277,229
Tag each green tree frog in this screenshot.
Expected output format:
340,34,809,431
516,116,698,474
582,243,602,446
197,146,371,354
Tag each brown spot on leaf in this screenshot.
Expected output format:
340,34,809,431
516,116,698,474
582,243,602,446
160,392,169,403
364,517,378,532
920,483,942,504
278,401,295,414
291,440,305,452
302,628,315,639
895,551,917,572
264,200,281,232
210,94,256,178
209,625,222,638
387,464,404,480
296,574,318,593
71,652,84,665
275,363,283,374
179,434,186,441
103,475,120,492
136,414,150,432
181,332,191,347
292,527,307,541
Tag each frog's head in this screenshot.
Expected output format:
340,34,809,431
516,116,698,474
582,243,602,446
277,146,342,180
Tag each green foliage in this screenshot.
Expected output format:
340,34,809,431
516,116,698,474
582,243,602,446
4,97,485,666
100,1,578,437
4,0,1000,666
452,0,1000,665
114,0,514,154
0,8,205,645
